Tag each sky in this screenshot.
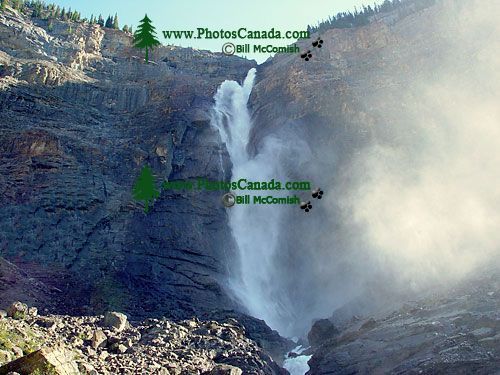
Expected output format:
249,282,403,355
49,0,371,62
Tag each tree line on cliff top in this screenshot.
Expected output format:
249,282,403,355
0,0,132,33
1,0,438,43
307,0,436,34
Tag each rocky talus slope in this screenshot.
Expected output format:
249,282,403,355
0,302,287,374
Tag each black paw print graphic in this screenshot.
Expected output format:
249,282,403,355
300,50,313,61
300,200,313,213
300,37,324,62
312,37,324,48
312,188,324,199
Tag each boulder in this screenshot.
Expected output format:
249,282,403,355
109,342,128,354
0,347,79,375
209,364,243,375
27,307,38,317
91,330,107,349
77,361,99,375
307,319,339,348
0,350,12,365
6,302,28,319
11,347,23,359
103,312,128,332
98,351,109,361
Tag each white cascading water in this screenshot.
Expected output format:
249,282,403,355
211,68,298,336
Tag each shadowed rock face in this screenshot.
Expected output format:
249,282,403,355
0,7,256,319
306,274,500,374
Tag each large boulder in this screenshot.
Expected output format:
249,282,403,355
0,347,79,375
6,302,27,320
91,330,107,349
209,364,243,375
0,350,12,365
307,319,339,348
103,311,128,332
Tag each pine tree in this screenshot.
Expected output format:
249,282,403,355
89,14,94,24
122,24,128,33
0,0,8,10
97,14,104,27
132,165,159,213
60,7,65,19
133,14,160,63
32,1,42,17
105,15,112,28
112,12,118,29
380,0,392,12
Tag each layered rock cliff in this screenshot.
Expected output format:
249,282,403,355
0,6,256,320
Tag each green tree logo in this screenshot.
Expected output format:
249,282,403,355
132,165,159,213
133,14,160,63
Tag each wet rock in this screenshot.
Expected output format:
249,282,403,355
307,319,339,348
307,275,500,374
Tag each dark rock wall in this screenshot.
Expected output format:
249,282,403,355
0,7,256,318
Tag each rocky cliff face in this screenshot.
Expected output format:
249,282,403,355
0,6,256,321
306,274,500,374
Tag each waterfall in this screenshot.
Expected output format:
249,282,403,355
211,68,297,336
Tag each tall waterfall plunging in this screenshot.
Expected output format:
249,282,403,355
211,68,297,336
